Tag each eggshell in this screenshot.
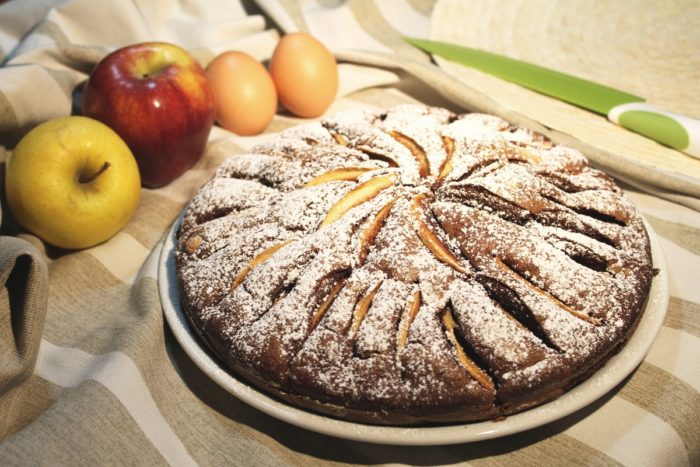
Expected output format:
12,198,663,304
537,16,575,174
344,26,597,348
269,33,338,118
206,51,277,135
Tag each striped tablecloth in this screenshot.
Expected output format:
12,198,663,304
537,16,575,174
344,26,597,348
0,1,698,465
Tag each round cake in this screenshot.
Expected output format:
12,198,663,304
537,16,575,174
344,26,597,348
175,104,654,425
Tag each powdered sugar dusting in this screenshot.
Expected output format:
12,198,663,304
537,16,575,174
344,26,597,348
175,104,653,424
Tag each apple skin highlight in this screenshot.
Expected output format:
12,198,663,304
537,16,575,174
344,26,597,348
82,42,216,188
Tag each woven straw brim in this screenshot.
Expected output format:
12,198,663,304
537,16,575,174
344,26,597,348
429,0,700,198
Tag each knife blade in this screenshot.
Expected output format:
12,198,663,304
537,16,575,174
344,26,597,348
406,37,700,159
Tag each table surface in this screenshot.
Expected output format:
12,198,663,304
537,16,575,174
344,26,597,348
0,1,697,466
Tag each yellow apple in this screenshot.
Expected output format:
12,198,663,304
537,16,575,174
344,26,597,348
5,116,141,249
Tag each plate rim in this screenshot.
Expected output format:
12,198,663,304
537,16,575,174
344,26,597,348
158,213,669,446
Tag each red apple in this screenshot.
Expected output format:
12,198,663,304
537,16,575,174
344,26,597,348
82,42,216,188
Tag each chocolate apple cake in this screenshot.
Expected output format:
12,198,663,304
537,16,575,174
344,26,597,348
175,104,653,425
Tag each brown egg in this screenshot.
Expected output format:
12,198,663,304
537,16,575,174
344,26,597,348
206,51,277,135
269,33,338,118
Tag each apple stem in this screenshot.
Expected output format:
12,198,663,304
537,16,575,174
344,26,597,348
79,162,111,183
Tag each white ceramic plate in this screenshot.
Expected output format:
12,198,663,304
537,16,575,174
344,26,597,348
159,214,669,446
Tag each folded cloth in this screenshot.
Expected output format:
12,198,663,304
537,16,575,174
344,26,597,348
0,0,280,146
0,234,48,439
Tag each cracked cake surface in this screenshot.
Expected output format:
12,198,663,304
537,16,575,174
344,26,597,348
175,104,653,425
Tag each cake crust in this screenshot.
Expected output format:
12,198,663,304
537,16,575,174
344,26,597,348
175,105,653,425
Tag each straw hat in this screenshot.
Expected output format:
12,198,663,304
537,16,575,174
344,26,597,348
429,0,700,202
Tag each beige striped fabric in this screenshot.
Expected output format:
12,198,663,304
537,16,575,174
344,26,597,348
0,0,698,465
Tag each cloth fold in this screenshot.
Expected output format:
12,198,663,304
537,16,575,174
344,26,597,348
0,236,48,439
0,1,698,465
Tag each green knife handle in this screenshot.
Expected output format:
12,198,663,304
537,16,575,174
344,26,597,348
608,103,700,159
